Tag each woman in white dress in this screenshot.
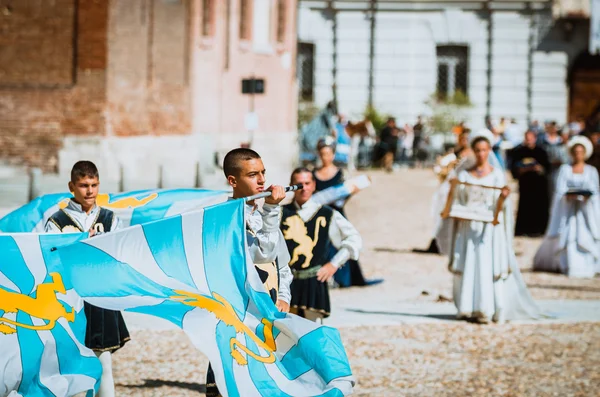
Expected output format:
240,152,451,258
437,132,542,323
533,136,600,278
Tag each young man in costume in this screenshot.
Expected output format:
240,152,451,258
45,161,129,397
281,167,362,322
205,148,293,397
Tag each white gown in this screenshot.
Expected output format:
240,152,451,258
437,167,542,322
533,164,600,278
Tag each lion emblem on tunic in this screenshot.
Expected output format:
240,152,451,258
282,215,327,268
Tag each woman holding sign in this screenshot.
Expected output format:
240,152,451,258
534,136,600,277
437,131,541,324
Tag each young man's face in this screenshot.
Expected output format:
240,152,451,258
229,158,267,198
68,176,99,208
524,131,537,148
292,171,315,205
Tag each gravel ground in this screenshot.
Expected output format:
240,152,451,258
109,169,599,396
114,323,600,396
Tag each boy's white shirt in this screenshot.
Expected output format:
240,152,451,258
242,200,292,305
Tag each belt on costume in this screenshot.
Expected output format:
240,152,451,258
292,265,323,280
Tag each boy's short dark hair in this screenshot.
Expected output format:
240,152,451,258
223,148,261,177
71,161,99,182
290,167,313,184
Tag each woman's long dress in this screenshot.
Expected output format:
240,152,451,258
533,164,600,278
313,169,377,287
439,168,542,322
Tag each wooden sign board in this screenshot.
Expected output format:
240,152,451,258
440,179,507,225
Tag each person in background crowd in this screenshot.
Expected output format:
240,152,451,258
313,138,380,287
538,121,569,198
300,101,337,166
490,129,506,170
333,114,351,168
585,130,600,176
503,118,525,147
529,119,545,136
379,117,399,172
496,117,507,137
568,115,585,136
511,130,551,237
534,136,599,278
400,123,414,166
485,116,495,133
452,121,467,136
414,131,473,255
412,115,425,162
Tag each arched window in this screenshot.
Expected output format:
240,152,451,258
436,45,469,100
297,42,315,101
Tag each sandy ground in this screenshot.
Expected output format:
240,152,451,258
107,169,600,396
114,323,600,397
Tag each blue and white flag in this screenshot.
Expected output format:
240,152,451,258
311,175,371,209
55,200,354,396
0,189,229,233
0,233,101,397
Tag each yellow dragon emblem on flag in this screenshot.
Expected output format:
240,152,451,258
170,290,277,365
0,272,75,335
59,192,159,210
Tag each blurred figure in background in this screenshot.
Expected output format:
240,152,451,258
399,123,414,167
511,130,551,237
313,138,380,287
300,101,337,166
414,131,472,254
586,130,600,176
529,119,545,136
538,121,569,198
333,114,351,168
378,117,399,172
534,136,599,278
504,118,525,147
412,116,426,167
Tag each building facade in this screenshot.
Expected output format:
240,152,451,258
297,0,598,131
0,0,298,187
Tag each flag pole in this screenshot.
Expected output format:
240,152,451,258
243,183,303,202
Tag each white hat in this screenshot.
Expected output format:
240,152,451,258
567,136,593,160
469,128,494,145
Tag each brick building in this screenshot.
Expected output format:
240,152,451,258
0,0,298,187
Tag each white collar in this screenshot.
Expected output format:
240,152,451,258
67,199,98,215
